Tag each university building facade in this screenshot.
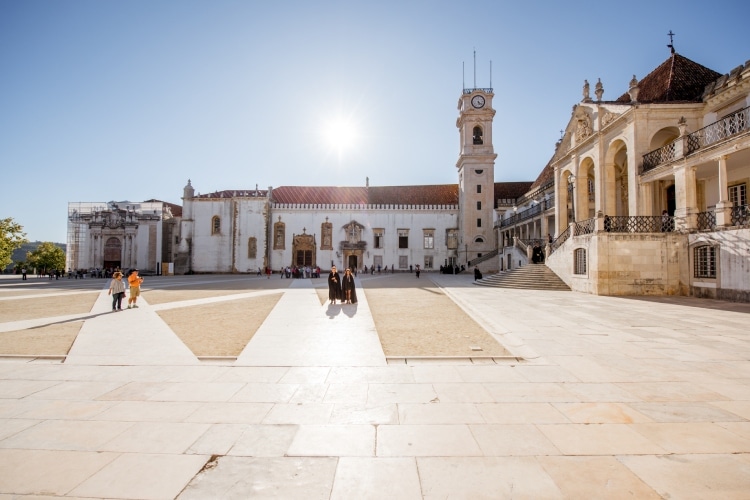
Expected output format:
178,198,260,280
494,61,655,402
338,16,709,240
67,48,750,301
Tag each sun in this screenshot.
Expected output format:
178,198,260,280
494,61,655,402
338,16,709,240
320,115,360,157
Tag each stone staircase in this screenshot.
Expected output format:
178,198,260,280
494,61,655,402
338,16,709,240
473,264,570,291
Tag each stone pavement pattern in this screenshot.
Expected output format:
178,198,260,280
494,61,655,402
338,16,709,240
0,273,749,499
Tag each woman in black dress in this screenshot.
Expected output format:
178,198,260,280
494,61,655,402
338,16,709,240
327,265,342,304
341,268,358,304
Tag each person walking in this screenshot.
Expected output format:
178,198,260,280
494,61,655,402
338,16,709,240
108,271,126,311
327,265,341,305
415,264,421,278
21,267,26,280
127,269,143,309
342,268,358,304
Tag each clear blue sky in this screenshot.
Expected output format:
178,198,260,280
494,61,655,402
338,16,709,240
1,0,748,243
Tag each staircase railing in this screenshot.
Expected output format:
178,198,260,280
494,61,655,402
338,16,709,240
467,248,498,267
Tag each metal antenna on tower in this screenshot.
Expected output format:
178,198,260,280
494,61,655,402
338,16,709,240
462,61,465,90
490,60,492,89
473,49,476,88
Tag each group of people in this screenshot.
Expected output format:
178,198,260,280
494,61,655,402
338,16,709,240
280,265,320,279
107,269,143,312
327,266,357,305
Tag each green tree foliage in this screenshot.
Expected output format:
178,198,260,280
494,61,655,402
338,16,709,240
26,242,66,273
0,218,27,270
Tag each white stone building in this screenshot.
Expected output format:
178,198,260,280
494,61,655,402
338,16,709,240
496,48,750,301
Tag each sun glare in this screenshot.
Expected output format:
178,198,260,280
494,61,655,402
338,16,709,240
321,115,360,159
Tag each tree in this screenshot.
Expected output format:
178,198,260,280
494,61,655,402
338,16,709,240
0,218,27,270
26,242,66,273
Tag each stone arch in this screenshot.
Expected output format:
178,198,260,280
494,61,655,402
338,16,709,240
578,157,596,219
649,126,680,151
557,168,576,226
472,125,483,145
603,139,630,216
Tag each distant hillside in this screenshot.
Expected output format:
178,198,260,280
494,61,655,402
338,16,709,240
4,241,66,271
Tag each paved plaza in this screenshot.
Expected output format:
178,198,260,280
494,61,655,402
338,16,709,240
0,272,749,499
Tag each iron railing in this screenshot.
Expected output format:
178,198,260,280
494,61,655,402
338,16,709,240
603,215,673,233
498,197,554,228
687,106,749,154
696,211,717,231
731,204,750,226
641,106,749,172
549,226,571,255
468,248,498,267
574,218,596,236
642,142,676,172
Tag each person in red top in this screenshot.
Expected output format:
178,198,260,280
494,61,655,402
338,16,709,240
127,269,144,309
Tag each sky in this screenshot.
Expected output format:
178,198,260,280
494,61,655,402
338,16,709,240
1,0,748,243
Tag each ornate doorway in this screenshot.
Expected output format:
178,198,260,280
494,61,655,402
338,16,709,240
103,237,122,270
292,232,316,268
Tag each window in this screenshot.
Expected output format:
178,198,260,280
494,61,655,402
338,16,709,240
423,230,434,249
694,245,716,278
424,255,434,269
477,218,482,228
477,201,481,210
211,216,221,235
447,229,458,249
398,230,409,249
729,183,747,207
476,185,482,194
248,237,257,259
373,229,384,249
399,256,408,269
574,248,587,275
373,255,383,269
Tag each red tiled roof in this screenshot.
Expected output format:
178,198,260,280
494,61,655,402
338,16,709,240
616,52,721,103
272,185,459,205
271,186,369,205
368,185,458,205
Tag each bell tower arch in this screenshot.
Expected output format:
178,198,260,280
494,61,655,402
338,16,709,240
456,88,497,265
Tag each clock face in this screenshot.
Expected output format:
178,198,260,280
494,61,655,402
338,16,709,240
471,95,485,108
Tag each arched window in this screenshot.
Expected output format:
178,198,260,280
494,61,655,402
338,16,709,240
472,126,483,145
211,216,221,235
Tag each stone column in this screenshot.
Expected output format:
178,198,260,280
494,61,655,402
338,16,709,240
715,155,733,227
673,164,698,230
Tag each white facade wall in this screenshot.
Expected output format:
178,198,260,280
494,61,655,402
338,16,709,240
270,205,458,272
189,198,267,273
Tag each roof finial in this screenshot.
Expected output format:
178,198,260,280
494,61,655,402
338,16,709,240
667,30,676,54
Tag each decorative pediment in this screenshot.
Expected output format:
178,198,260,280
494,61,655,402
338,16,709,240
574,107,593,142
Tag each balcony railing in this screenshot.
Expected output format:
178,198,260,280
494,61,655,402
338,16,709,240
696,211,717,231
641,106,749,172
603,215,673,233
498,197,554,228
642,142,676,172
688,106,749,154
731,204,750,226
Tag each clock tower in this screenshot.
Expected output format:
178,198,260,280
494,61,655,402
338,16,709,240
456,88,497,266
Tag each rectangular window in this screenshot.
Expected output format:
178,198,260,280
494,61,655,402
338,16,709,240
476,201,481,210
373,229,384,249
476,185,482,194
446,229,458,249
574,248,587,275
729,183,747,207
423,230,434,249
399,255,408,269
694,246,716,278
373,255,383,269
398,229,409,249
477,218,482,228
424,255,434,269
